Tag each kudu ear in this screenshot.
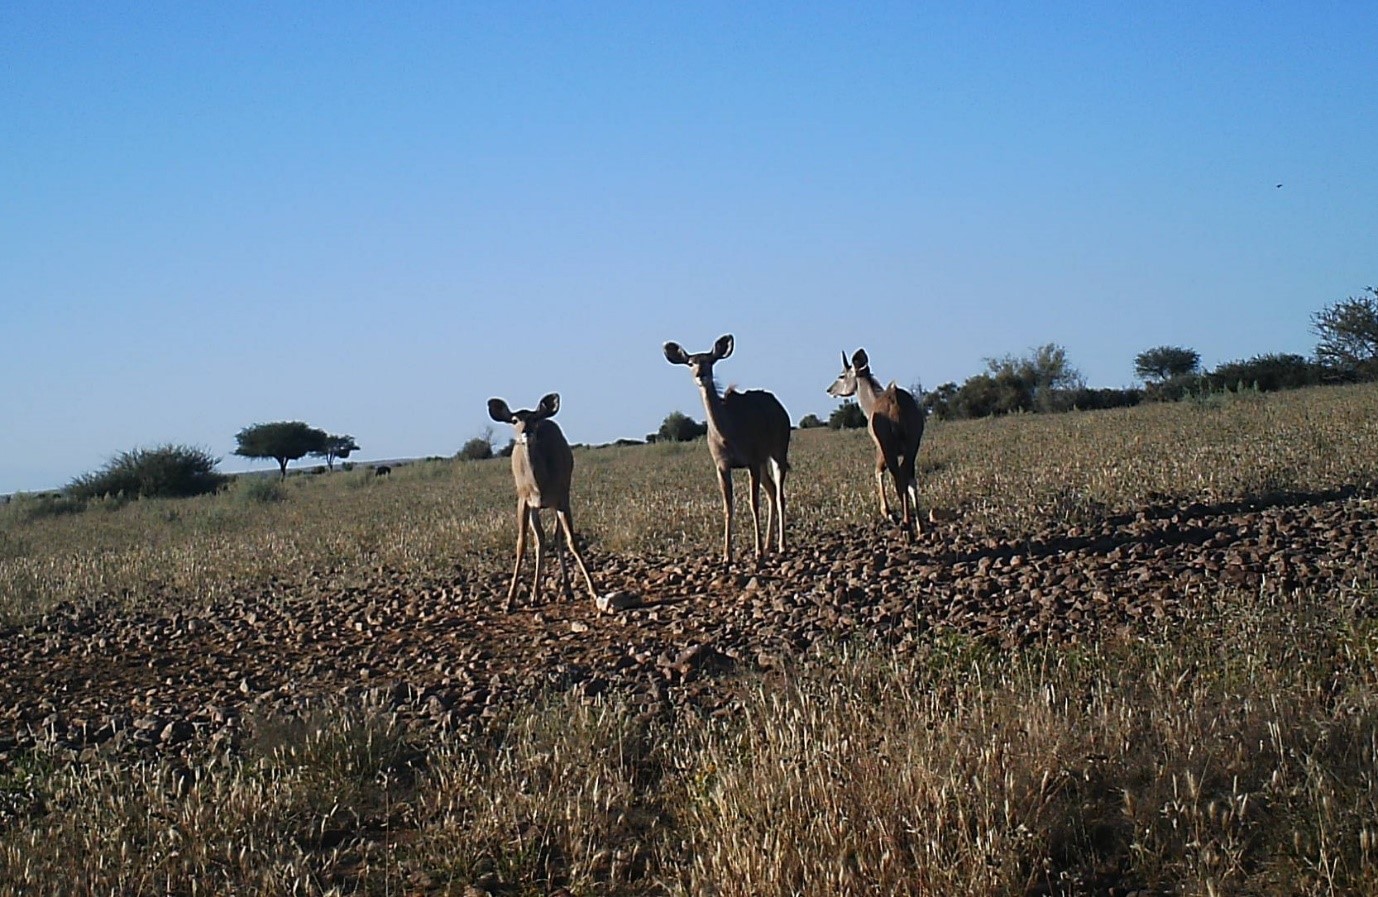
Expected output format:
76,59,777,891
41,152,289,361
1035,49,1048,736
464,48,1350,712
663,341,691,365
851,348,870,371
487,398,515,424
537,393,560,417
839,351,850,371
713,334,735,359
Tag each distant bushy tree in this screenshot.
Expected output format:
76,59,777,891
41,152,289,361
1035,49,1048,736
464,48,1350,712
1064,386,1144,411
947,371,1030,418
1207,354,1323,393
1135,346,1201,383
1313,287,1378,378
312,434,359,471
1145,373,1208,402
927,345,1101,419
798,413,826,429
234,422,328,479
986,343,1085,413
828,401,867,429
70,444,228,500
923,382,960,420
458,429,495,461
658,411,709,442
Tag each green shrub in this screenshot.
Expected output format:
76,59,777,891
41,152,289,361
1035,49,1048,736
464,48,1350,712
236,477,287,504
1,492,89,521
68,445,227,500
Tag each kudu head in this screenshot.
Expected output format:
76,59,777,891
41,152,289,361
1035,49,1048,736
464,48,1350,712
488,393,561,445
826,349,871,398
663,334,734,386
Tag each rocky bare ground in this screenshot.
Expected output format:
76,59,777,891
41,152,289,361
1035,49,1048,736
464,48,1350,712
3,486,1377,767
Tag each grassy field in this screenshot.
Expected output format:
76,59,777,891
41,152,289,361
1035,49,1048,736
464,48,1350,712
2,384,1378,895
6,383,1378,626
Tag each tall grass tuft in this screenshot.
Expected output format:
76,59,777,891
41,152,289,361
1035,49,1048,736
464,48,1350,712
666,591,1378,896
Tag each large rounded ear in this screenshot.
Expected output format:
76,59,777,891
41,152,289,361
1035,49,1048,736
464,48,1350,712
663,341,691,365
538,393,560,417
487,398,515,424
713,334,735,359
852,348,870,371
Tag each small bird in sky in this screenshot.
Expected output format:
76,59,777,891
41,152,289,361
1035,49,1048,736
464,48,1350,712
1276,183,1284,188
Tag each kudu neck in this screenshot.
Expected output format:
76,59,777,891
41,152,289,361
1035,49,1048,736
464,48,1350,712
696,374,733,428
853,369,885,415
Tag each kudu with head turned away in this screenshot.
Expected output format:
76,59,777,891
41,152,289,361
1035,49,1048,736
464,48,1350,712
827,348,926,539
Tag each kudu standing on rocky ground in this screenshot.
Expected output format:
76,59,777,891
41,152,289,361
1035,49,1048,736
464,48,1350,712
487,393,598,611
827,348,927,539
663,334,791,564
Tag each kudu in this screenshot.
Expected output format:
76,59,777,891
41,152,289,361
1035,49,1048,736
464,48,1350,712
827,348,926,538
487,393,598,611
663,334,791,563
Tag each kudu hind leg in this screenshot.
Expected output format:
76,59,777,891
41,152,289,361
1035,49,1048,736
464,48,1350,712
901,453,922,537
556,506,598,600
747,466,765,560
760,466,775,557
770,457,787,553
875,461,892,520
547,515,573,599
528,507,549,602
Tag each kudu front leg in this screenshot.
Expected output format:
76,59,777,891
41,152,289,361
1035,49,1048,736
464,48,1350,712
717,467,734,564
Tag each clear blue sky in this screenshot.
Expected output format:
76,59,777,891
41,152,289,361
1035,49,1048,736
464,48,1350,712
3,2,1375,493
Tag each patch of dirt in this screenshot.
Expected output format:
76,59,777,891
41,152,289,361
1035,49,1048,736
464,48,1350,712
3,487,1377,764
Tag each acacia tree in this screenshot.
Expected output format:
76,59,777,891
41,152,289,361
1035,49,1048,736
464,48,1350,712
312,434,359,471
985,343,1084,413
234,422,328,479
1313,287,1378,376
1134,346,1201,382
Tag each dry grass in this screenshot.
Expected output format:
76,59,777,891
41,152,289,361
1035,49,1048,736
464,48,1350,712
6,384,1378,625
668,593,1378,896
3,384,1378,894
2,592,1375,895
